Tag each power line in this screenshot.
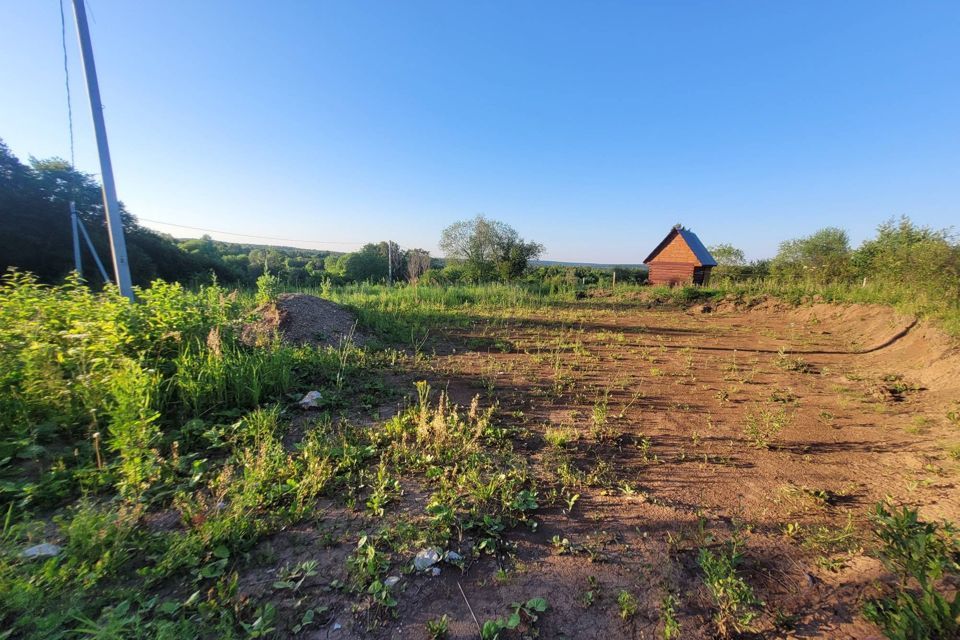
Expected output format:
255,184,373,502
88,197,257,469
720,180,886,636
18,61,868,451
59,0,75,168
138,217,368,247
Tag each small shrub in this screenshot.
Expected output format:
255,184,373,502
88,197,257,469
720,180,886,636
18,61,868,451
255,271,281,305
863,503,960,639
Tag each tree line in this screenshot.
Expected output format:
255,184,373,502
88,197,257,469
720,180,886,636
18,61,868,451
2,139,557,288
5,137,956,300
0,139,444,287
709,218,960,305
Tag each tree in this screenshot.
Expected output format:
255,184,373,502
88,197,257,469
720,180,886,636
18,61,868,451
329,244,388,283
708,243,746,267
406,249,431,283
439,215,543,282
707,243,748,281
375,241,404,283
771,227,852,282
853,216,960,303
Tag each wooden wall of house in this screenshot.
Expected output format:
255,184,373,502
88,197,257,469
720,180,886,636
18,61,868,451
648,262,695,285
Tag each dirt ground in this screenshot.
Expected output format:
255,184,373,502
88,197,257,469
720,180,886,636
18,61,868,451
253,298,960,639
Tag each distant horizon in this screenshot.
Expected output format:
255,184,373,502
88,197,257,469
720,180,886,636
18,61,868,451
3,2,958,263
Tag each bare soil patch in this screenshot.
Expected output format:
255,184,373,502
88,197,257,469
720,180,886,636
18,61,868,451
247,299,959,639
362,300,960,639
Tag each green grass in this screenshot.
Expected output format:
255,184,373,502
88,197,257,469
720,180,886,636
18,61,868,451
0,273,552,637
710,277,960,337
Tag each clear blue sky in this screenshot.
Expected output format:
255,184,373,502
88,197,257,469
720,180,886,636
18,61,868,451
2,1,958,262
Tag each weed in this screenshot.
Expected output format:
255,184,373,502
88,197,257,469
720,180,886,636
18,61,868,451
581,576,600,608
776,348,814,373
697,536,762,638
660,593,681,639
273,559,319,592
782,522,802,539
425,614,450,639
769,387,798,405
591,391,610,440
544,424,577,448
365,462,401,517
743,406,791,449
815,555,847,572
947,408,960,427
255,271,281,305
480,597,548,639
242,602,278,638
617,389,645,419
292,606,330,634
617,589,639,620
347,533,390,590
564,492,581,515
802,514,861,555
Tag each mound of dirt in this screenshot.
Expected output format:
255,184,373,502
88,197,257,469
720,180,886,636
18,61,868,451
240,293,364,348
754,301,960,400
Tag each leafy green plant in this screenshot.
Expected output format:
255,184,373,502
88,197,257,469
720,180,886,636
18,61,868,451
743,406,791,449
661,593,681,639
863,503,960,640
425,614,450,639
255,271,281,305
697,538,763,638
480,597,548,639
617,589,639,620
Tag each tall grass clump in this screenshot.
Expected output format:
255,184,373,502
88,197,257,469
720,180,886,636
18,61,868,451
312,282,563,342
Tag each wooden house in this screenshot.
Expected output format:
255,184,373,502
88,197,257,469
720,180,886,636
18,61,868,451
643,225,717,286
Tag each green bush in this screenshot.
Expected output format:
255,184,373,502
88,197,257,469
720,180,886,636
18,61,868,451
863,503,960,639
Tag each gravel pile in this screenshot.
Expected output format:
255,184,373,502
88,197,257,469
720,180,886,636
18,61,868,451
241,293,364,348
